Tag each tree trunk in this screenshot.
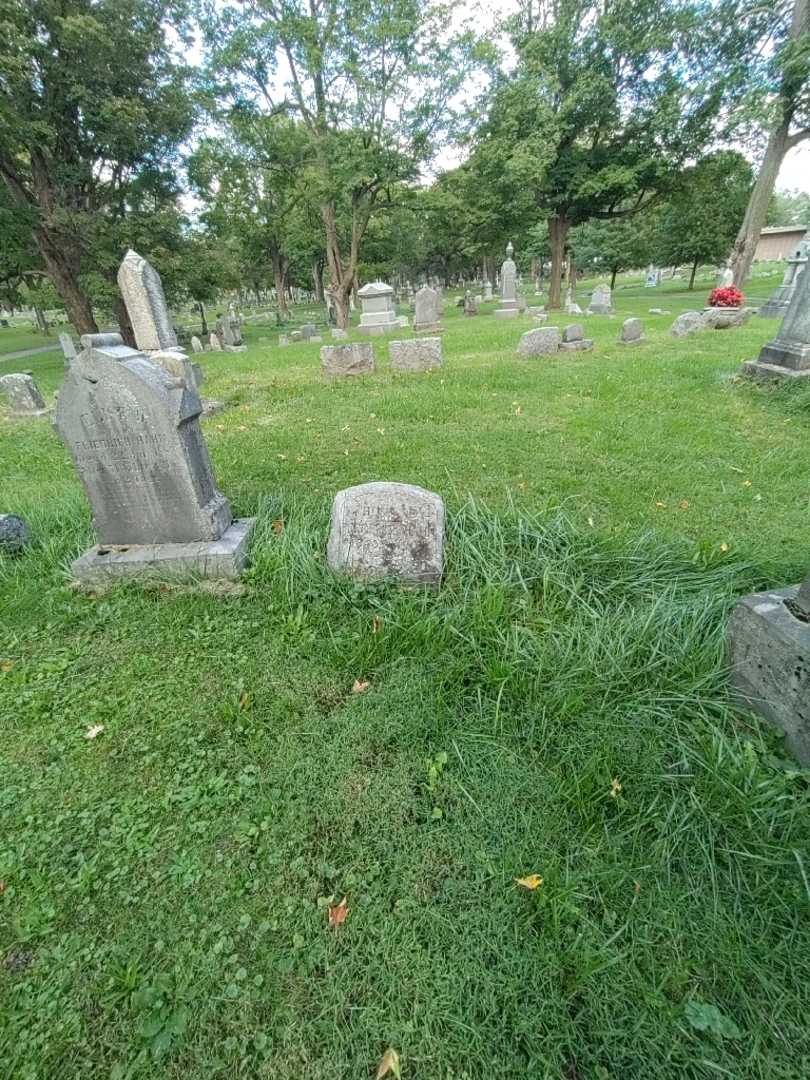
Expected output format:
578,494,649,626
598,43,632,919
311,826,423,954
34,305,49,333
197,301,208,336
730,121,791,287
34,228,97,334
321,201,355,330
610,267,618,290
547,215,570,309
689,258,699,290
569,254,578,291
312,258,325,303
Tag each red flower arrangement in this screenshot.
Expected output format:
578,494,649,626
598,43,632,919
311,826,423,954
708,286,743,308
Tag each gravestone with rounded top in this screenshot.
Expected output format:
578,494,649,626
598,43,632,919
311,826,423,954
0,373,48,416
54,334,254,583
587,284,612,315
0,513,29,552
669,311,704,337
327,482,445,585
620,318,644,344
191,336,204,353
117,249,178,352
59,332,77,365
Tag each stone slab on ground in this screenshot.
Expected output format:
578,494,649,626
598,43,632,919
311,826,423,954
327,481,444,585
517,327,561,357
669,311,704,337
70,517,256,586
321,342,375,377
739,360,810,381
558,339,594,352
493,308,519,319
727,585,810,764
389,338,443,372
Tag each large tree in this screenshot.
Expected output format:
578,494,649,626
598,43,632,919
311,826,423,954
569,209,660,289
656,151,752,288
199,0,477,327
472,0,725,308
0,0,193,332
727,0,810,285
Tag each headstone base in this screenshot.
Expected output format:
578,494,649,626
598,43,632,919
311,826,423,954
727,585,810,764
587,305,612,315
70,517,256,586
494,308,519,319
740,360,810,381
413,324,444,334
756,338,810,370
558,340,594,352
223,344,248,353
358,323,396,336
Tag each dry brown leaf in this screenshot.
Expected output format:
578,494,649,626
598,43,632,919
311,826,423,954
372,617,382,634
238,691,252,711
655,501,666,509
84,725,104,740
271,519,284,535
679,500,690,510
610,777,622,798
515,874,543,890
328,896,349,928
352,679,371,695
1,660,14,673
376,1047,401,1079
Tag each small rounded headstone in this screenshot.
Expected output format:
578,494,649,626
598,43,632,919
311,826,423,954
0,513,30,553
620,317,644,343
517,327,561,357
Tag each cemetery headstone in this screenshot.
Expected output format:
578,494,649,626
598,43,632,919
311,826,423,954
483,280,493,301
117,249,178,351
587,283,613,315
59,332,77,365
517,327,561,357
558,323,594,352
463,291,478,316
495,243,519,318
0,373,49,416
0,513,30,552
741,263,810,380
210,332,223,351
331,328,348,340
320,342,375,377
279,335,290,346
669,311,704,337
759,230,809,318
357,281,398,335
190,336,204,353
619,318,644,345
54,333,255,584
389,338,443,372
644,266,660,287
716,264,734,288
326,482,445,585
413,285,443,332
727,576,810,763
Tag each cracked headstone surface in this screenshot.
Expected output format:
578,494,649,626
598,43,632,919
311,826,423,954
320,342,375,377
117,249,178,352
517,327,561,357
389,338,443,372
327,482,445,585
0,373,48,415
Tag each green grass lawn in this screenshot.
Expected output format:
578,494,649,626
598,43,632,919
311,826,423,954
2,271,810,1078
0,324,59,357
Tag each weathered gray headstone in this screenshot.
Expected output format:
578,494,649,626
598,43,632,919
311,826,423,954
54,338,254,582
669,311,704,338
279,335,290,346
357,282,398,335
559,323,594,352
587,284,612,315
59,332,77,364
190,336,204,353
563,324,583,343
716,265,734,288
759,230,809,318
117,249,178,352
0,373,48,416
741,265,810,380
0,513,30,552
483,280,493,301
703,307,750,330
414,285,443,333
620,318,644,344
210,332,223,351
495,243,519,319
517,327,561,357
331,328,348,340
389,338,443,372
727,585,810,764
463,291,478,317
320,342,375,378
327,482,445,585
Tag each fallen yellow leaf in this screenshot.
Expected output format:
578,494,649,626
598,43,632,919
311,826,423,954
679,500,690,510
610,777,622,798
720,542,729,553
515,874,544,890
376,1047,401,1079
352,679,371,694
84,725,104,740
271,519,284,535
1,660,14,673
372,616,382,634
